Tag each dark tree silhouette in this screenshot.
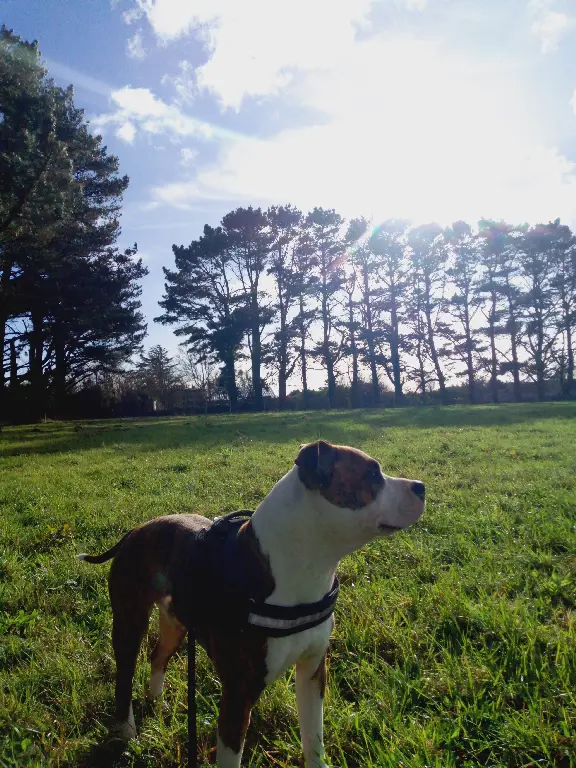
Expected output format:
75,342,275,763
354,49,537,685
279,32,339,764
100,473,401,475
346,218,380,405
156,225,244,410
304,208,346,409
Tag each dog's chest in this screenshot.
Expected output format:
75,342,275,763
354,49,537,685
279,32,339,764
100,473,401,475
264,616,334,685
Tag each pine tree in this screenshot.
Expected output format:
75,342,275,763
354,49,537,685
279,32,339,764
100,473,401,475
266,205,303,409
157,225,245,410
305,208,345,408
346,218,380,405
445,222,484,404
222,207,274,411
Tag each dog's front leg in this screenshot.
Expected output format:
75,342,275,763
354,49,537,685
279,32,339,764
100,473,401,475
216,683,262,768
296,652,329,768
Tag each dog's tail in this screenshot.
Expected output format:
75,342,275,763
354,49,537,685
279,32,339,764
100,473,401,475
77,530,133,564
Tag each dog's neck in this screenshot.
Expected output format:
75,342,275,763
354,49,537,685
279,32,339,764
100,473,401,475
251,466,364,606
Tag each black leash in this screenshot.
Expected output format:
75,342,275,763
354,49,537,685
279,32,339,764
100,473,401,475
184,509,339,767
185,510,254,768
188,629,197,768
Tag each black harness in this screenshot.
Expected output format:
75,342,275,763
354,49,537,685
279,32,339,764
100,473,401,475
183,510,340,767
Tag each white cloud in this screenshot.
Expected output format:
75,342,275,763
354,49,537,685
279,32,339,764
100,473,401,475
161,60,196,103
180,147,199,166
149,36,576,227
126,0,373,109
401,0,428,9
92,86,216,142
116,121,137,143
123,7,143,24
528,0,574,53
126,31,146,59
531,10,571,51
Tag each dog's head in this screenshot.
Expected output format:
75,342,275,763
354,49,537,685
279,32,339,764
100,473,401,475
295,440,425,544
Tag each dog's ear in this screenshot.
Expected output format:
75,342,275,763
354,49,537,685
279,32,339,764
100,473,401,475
295,440,338,489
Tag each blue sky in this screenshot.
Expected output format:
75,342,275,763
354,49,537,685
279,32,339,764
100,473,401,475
4,0,576,363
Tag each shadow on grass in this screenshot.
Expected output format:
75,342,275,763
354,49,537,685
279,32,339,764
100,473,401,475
1,402,574,459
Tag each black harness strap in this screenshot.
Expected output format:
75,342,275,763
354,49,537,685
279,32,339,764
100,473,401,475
186,509,339,767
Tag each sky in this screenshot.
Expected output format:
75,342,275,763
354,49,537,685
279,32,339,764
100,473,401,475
4,0,576,380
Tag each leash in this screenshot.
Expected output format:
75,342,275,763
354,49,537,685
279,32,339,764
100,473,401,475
184,509,339,766
188,628,197,768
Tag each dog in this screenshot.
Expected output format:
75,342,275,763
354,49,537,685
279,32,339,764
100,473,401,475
78,439,425,767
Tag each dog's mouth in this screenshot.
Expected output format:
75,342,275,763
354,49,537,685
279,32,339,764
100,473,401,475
378,523,403,533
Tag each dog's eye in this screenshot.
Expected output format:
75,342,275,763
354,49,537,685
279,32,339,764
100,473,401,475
367,467,383,484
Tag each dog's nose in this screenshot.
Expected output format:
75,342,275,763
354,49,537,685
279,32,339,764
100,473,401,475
411,481,425,501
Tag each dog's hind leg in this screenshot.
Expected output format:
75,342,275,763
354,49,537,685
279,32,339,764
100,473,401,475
109,608,149,740
149,601,186,700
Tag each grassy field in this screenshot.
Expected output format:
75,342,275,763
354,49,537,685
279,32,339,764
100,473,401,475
0,403,575,767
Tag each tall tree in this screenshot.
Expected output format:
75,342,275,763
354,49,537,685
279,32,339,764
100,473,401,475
223,207,273,411
550,223,576,397
477,221,509,403
518,221,566,401
346,218,380,405
1,29,143,419
338,271,361,408
492,227,525,403
135,345,181,408
266,204,303,409
291,230,319,409
0,28,70,405
445,221,483,404
408,223,450,404
371,220,410,401
304,208,345,408
156,225,243,410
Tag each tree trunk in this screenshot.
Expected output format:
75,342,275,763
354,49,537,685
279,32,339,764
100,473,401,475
224,353,238,411
278,354,287,410
509,322,522,403
250,290,263,411
488,292,499,404
298,294,309,409
417,346,426,404
0,314,5,415
54,322,67,415
9,339,18,392
389,287,403,400
321,267,336,409
535,326,546,402
424,274,447,403
503,280,522,403
462,301,476,404
0,256,15,415
348,291,359,408
277,291,288,410
29,308,45,420
566,323,574,397
362,263,380,406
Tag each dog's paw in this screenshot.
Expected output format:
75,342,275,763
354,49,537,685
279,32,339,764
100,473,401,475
109,719,137,741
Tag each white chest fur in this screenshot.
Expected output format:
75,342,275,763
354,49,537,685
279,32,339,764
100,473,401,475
264,616,334,685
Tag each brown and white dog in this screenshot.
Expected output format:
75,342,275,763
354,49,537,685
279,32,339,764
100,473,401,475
78,440,425,767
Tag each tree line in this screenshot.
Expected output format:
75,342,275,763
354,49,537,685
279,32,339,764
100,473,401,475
157,208,576,410
2,25,575,420
0,27,146,421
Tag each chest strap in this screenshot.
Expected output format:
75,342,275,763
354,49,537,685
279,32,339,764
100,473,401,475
247,577,339,636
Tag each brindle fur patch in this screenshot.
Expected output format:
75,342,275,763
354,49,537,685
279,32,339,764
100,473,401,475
320,446,385,510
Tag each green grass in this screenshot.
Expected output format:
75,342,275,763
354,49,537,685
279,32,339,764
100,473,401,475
1,403,575,767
